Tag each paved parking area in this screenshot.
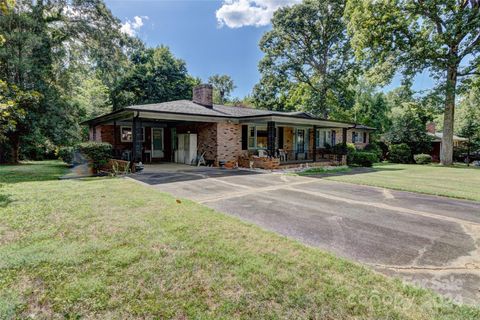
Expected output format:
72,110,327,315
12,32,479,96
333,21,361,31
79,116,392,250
132,166,480,304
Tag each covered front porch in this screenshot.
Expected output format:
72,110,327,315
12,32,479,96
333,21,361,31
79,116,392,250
89,110,225,167
239,116,350,169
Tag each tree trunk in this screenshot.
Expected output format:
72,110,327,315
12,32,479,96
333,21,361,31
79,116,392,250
440,66,457,165
10,133,20,164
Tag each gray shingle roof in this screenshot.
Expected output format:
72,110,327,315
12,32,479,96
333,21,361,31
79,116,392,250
353,124,376,130
127,100,228,117
84,99,361,128
127,100,318,119
427,132,467,141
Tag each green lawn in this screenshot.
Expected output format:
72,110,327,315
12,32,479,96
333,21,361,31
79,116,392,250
0,161,479,319
325,163,480,202
297,165,351,176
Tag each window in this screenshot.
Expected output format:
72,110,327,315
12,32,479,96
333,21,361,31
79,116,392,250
256,126,268,149
352,131,365,144
248,126,255,149
121,126,145,143
316,129,332,148
296,129,305,153
248,125,268,149
332,130,336,145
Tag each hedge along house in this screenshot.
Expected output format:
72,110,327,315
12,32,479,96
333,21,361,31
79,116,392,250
83,85,374,169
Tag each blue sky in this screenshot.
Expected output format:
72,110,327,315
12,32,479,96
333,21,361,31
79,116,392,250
105,0,435,98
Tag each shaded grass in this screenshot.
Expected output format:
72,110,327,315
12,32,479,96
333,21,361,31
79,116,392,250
0,161,67,184
325,163,480,202
0,161,479,318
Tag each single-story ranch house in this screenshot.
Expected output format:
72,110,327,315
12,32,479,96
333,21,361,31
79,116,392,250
426,122,467,162
84,85,374,169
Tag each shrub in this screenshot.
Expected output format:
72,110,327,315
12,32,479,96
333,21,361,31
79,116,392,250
414,153,432,164
57,146,74,165
350,151,379,167
330,143,348,155
389,143,412,163
364,143,383,160
346,143,357,164
347,143,356,154
77,142,112,171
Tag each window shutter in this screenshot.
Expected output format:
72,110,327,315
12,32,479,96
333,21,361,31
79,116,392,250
241,125,248,150
278,127,284,148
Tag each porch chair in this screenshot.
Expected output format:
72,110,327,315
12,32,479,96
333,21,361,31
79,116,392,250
277,149,287,162
196,151,207,167
257,149,268,158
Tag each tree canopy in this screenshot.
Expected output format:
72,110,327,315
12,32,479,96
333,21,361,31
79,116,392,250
253,0,357,118
112,46,198,109
208,74,236,104
0,0,200,163
345,0,480,164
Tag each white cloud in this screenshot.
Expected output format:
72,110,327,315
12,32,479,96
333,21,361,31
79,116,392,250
121,16,148,36
216,0,300,28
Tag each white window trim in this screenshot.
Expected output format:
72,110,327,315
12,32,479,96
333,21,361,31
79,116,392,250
151,127,164,158
120,126,145,143
316,129,333,148
248,125,268,150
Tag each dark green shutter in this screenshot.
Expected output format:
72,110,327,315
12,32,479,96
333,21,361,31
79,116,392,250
278,127,284,148
241,125,248,150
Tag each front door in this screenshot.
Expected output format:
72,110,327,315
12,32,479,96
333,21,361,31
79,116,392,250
151,128,164,158
296,129,305,153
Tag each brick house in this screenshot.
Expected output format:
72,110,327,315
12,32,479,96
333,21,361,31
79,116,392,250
426,122,467,162
84,85,374,169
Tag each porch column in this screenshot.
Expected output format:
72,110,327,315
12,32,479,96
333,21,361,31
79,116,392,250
113,121,117,146
342,127,347,144
267,121,276,157
312,125,317,162
132,114,140,163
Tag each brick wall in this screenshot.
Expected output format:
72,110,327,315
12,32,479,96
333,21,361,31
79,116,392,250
216,122,242,165
283,127,294,150
346,129,369,149
197,123,217,162
100,125,115,144
333,129,342,145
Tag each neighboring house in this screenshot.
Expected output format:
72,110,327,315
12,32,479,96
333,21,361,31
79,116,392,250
83,84,374,169
426,122,467,162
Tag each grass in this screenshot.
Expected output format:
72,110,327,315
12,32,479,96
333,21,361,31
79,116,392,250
0,161,479,319
297,165,351,176
324,163,480,202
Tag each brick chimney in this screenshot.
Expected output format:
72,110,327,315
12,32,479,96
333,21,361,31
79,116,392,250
426,122,436,134
192,84,213,108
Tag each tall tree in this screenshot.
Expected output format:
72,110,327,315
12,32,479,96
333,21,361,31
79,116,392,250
255,0,357,117
0,0,133,162
112,46,198,109
208,74,235,104
385,102,434,156
346,0,480,165
352,83,391,133
456,85,480,160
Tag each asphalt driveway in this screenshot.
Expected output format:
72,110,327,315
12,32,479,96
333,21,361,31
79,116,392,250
132,166,480,305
